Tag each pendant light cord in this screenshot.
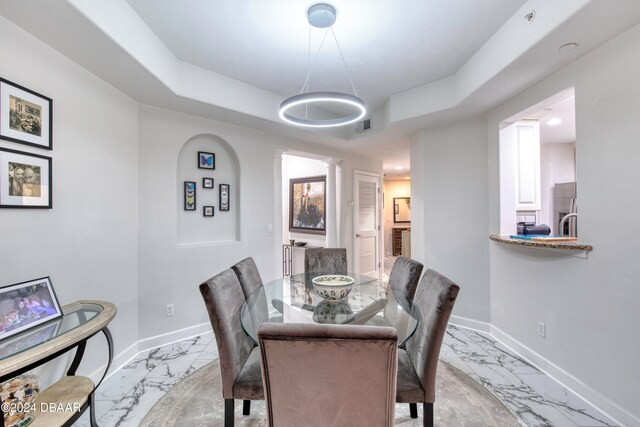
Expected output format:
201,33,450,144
299,26,329,94
329,26,358,97
300,11,359,98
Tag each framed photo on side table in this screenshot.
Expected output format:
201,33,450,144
0,147,52,208
0,276,62,341
0,78,53,150
184,181,196,210
219,184,230,211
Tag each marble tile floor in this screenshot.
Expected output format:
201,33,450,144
72,325,617,427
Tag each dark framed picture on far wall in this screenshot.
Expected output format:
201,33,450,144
202,177,214,189
219,184,230,211
0,78,53,150
198,151,215,170
184,181,196,211
289,175,326,235
0,147,52,208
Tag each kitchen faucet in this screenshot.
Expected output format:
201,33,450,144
559,213,578,237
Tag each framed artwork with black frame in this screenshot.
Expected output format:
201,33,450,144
289,175,326,235
202,177,214,189
219,184,230,212
198,151,215,170
393,197,411,223
0,147,52,209
0,78,53,150
0,276,63,341
184,181,196,210
203,206,214,217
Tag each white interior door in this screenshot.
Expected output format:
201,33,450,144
354,171,380,278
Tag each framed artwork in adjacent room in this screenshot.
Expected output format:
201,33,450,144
202,177,214,189
198,151,215,170
184,181,196,210
289,175,326,235
0,276,62,341
219,184,230,211
0,147,52,208
0,78,53,150
393,197,411,223
203,206,214,217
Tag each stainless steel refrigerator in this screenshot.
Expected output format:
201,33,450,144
553,182,577,236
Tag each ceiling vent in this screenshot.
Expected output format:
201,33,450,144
355,118,372,134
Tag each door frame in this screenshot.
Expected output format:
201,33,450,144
353,170,383,279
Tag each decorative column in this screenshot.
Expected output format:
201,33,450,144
274,149,286,270
325,158,338,248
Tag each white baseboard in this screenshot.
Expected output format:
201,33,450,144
87,322,212,385
490,324,637,427
137,322,212,352
87,340,138,385
449,315,491,334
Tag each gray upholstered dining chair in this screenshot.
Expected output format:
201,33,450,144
304,248,348,274
258,323,398,426
396,269,460,427
231,257,264,299
199,269,264,427
387,256,424,300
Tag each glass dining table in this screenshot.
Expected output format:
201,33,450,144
240,272,420,346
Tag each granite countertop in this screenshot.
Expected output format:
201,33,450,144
489,234,593,252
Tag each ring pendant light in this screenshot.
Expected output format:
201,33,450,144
279,3,366,128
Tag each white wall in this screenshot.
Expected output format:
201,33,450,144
410,118,490,323
539,142,576,230
383,180,411,255
487,24,640,425
138,105,381,339
0,16,139,380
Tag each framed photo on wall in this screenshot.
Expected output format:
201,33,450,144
203,206,214,217
0,147,52,208
219,184,230,211
184,181,196,210
289,175,326,235
198,151,215,170
202,177,214,189
0,78,53,150
0,276,62,341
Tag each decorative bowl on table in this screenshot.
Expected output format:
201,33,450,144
311,275,355,301
294,241,307,246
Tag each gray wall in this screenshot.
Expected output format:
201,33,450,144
410,23,640,425
0,16,140,379
410,118,490,323
487,24,640,424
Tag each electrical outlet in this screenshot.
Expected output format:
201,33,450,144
537,321,546,338
267,223,273,233
166,304,175,317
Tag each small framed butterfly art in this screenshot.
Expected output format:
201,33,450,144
198,151,215,170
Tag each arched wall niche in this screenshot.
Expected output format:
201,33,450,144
177,133,240,245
